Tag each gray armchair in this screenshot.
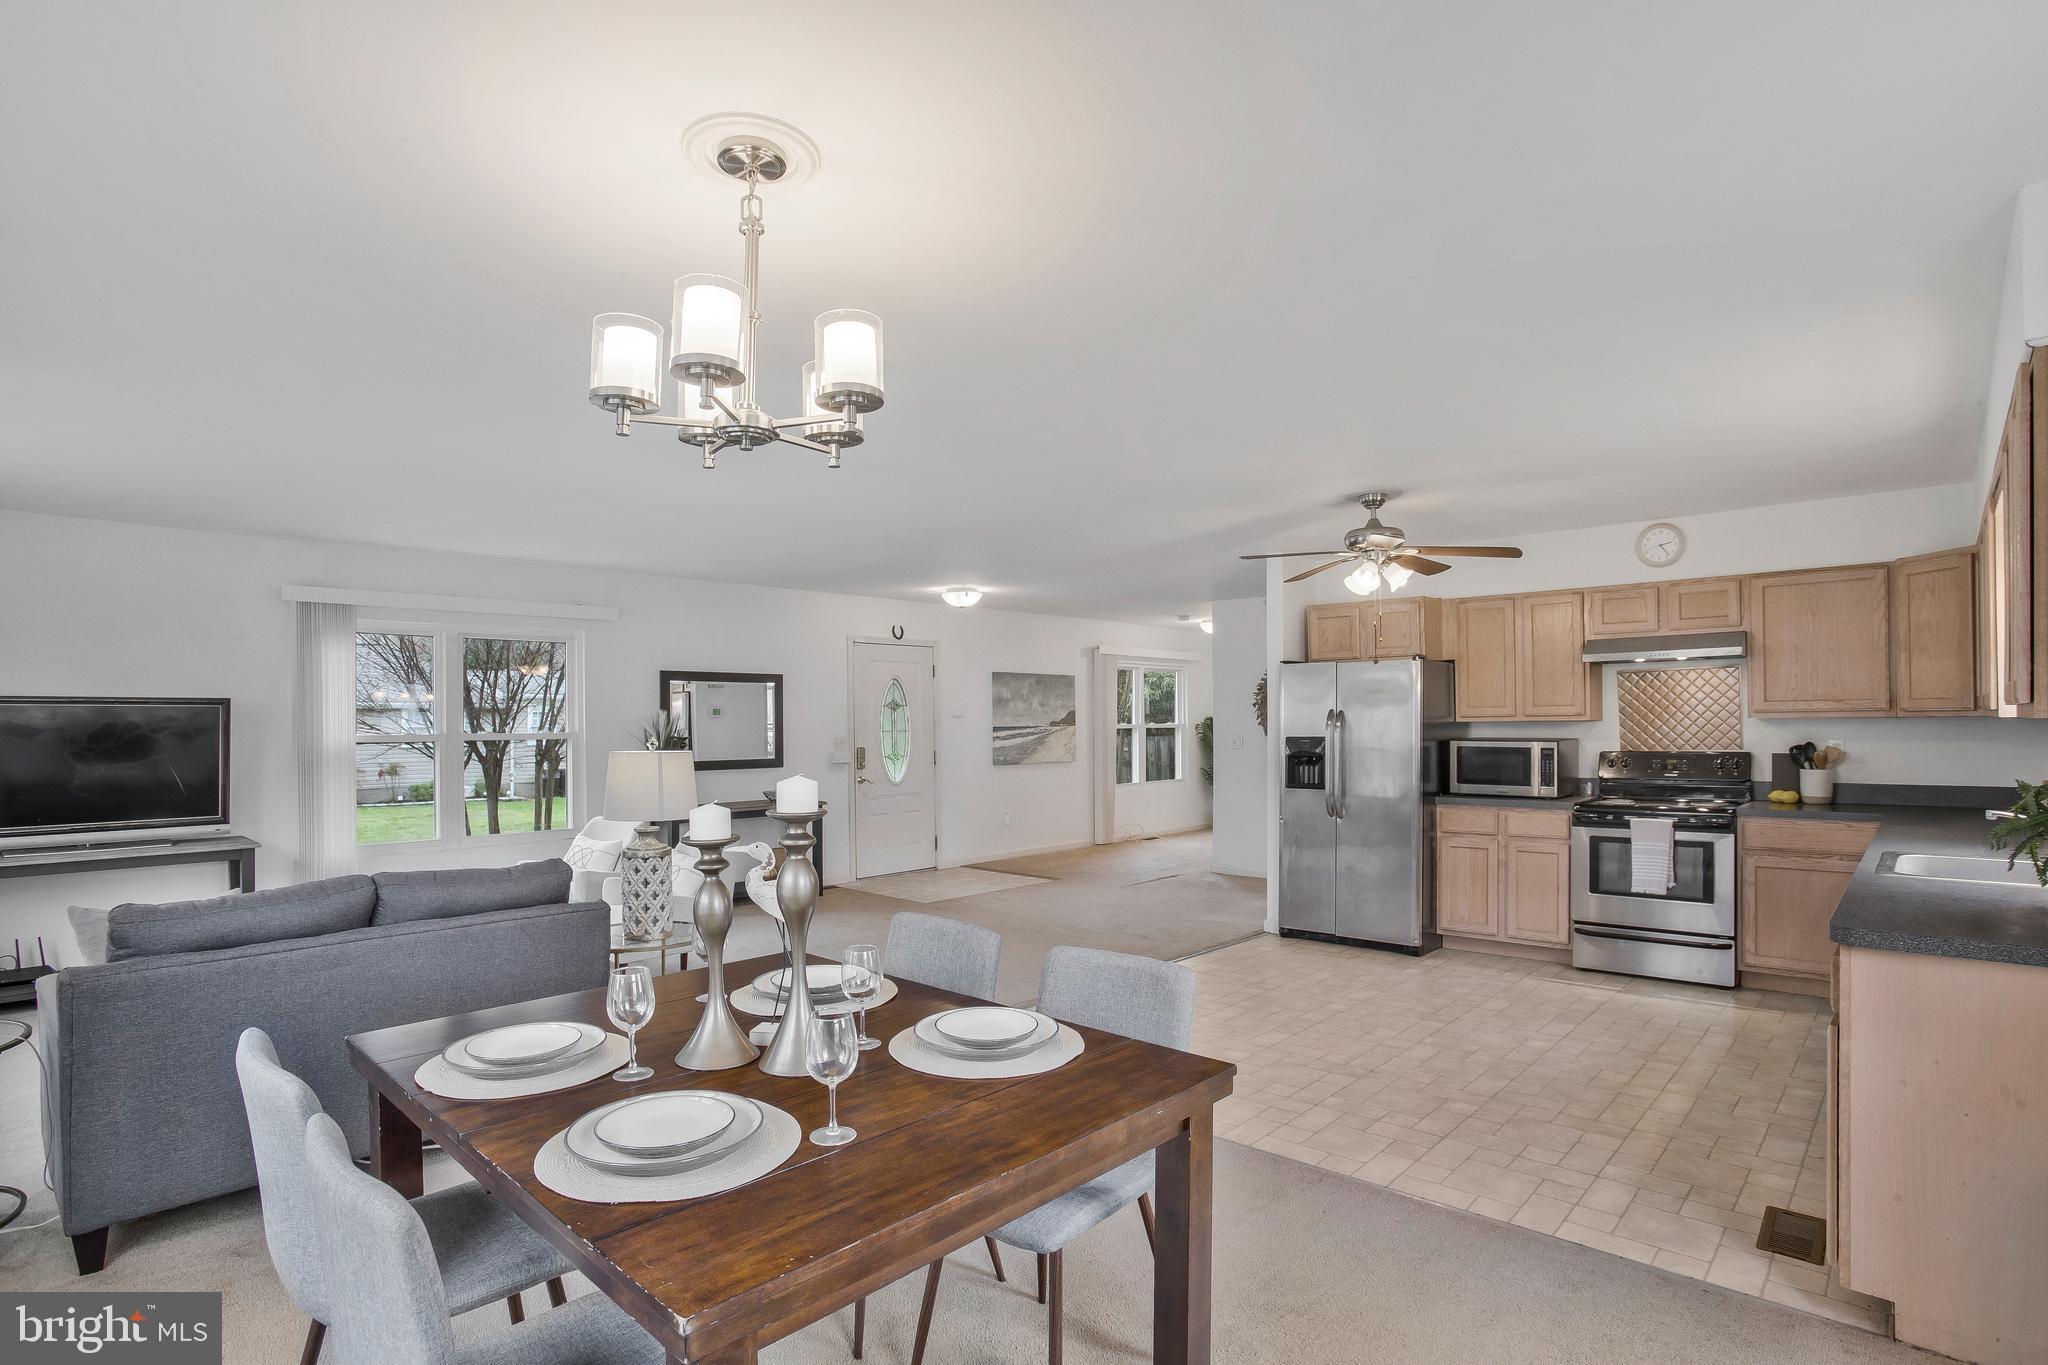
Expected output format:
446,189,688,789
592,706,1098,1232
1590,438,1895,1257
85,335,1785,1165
38,860,607,1274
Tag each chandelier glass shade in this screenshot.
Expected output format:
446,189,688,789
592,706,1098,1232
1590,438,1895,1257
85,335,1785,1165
586,127,883,470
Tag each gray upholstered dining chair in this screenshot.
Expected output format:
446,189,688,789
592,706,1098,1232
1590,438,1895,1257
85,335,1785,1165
300,1110,665,1365
851,911,1007,1358
235,1029,572,1364
905,946,1197,1365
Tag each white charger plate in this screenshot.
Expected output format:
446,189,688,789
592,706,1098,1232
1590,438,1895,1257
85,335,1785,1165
566,1092,763,1176
754,964,850,999
932,1007,1038,1049
913,1010,1058,1061
465,1022,583,1067
594,1093,736,1158
441,1022,604,1079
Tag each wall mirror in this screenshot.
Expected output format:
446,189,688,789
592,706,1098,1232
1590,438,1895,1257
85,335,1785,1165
658,671,782,770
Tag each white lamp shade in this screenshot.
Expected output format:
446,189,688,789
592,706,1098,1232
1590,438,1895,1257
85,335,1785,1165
677,374,719,422
604,749,699,822
812,309,884,408
1344,561,1381,596
1380,561,1415,592
669,274,746,376
589,313,663,413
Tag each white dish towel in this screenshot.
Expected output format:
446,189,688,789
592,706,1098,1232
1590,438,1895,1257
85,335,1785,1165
1628,817,1678,894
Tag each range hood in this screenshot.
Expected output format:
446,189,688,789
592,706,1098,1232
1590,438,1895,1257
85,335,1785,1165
1582,630,1747,664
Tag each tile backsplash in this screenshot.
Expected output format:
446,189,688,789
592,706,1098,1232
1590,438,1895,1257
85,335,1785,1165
1617,666,1743,751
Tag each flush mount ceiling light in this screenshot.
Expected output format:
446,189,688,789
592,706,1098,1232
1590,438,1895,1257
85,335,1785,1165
941,588,983,608
1199,619,1214,634
587,115,883,470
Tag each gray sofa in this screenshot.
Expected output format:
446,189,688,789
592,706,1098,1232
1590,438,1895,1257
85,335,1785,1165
37,860,608,1274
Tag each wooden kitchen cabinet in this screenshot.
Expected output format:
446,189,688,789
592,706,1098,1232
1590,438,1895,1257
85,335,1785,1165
1516,591,1600,720
1453,597,1518,718
1660,576,1744,632
1434,832,1502,937
1892,548,1980,715
1304,603,1366,661
1745,565,1892,715
1985,351,2048,716
1584,585,1660,638
1365,597,1446,659
1501,837,1572,946
1737,819,1878,979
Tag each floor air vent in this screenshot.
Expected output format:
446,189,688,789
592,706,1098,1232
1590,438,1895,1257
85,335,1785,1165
1756,1206,1827,1265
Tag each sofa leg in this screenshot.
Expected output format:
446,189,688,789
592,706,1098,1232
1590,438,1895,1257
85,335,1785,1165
300,1320,326,1365
71,1228,109,1275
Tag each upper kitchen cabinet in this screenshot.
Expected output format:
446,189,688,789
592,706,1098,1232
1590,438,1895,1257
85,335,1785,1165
1892,548,1980,715
1452,596,1518,717
1304,603,1366,661
1746,565,1893,715
1584,585,1660,638
1985,351,2048,716
1517,591,1601,720
1660,577,1744,632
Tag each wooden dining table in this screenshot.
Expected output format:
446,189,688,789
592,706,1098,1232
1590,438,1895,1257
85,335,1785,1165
347,952,1235,1364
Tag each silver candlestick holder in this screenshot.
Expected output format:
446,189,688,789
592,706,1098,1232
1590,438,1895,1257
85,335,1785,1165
756,808,823,1078
672,833,758,1071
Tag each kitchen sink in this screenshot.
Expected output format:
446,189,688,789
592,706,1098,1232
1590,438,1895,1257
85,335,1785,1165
1880,852,2046,888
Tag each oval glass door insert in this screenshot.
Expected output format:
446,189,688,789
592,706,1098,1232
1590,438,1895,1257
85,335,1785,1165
880,678,910,783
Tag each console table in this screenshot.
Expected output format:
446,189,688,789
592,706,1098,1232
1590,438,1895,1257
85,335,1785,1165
0,834,259,893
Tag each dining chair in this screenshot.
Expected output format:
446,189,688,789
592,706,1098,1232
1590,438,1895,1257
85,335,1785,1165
235,1030,572,1364
851,911,1006,1358
299,1110,665,1365
905,946,1196,1365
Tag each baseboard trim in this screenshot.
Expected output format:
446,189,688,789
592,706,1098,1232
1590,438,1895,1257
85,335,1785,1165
1738,968,1829,999
1439,935,1574,964
1209,860,1266,878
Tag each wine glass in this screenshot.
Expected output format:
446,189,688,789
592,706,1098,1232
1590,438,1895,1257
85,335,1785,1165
606,964,655,1083
844,944,882,1052
806,1013,859,1147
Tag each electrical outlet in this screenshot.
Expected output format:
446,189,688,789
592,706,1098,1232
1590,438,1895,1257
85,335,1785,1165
1230,734,1244,750
1003,811,1011,827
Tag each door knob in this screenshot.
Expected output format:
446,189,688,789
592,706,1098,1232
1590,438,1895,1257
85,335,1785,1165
856,775,872,785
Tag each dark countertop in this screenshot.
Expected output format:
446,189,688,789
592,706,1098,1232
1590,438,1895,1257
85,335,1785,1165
1739,802,2048,967
1431,792,1585,809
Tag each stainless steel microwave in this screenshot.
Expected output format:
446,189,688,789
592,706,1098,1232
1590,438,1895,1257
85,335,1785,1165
1446,739,1577,799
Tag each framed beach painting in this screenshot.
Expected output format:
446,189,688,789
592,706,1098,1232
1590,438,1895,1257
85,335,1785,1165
991,672,1076,765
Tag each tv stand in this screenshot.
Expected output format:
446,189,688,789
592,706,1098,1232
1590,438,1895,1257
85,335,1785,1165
0,834,258,893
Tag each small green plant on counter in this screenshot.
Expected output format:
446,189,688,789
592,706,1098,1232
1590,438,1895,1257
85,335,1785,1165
1988,780,2048,885
1196,716,1214,786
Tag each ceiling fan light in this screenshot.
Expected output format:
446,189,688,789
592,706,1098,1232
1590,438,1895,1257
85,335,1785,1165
669,274,747,383
1344,561,1381,596
1381,561,1415,592
941,587,982,608
588,313,663,413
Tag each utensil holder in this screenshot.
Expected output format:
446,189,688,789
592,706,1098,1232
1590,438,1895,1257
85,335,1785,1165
1798,769,1836,805
673,834,758,1071
756,809,822,1078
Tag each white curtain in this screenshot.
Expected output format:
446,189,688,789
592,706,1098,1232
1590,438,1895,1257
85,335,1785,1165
295,601,358,881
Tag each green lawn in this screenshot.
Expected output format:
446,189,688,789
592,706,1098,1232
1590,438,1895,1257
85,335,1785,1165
357,797,569,845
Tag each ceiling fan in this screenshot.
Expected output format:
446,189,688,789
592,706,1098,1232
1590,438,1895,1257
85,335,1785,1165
1241,492,1523,591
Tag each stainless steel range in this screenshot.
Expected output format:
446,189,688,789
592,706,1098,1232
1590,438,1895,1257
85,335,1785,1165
1569,749,1750,988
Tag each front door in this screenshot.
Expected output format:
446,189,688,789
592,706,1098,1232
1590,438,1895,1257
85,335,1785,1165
851,642,937,878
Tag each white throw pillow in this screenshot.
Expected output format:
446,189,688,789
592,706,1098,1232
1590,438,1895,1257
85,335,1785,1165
564,834,625,873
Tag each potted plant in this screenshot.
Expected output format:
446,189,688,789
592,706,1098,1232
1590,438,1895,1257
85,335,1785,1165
1989,780,2048,885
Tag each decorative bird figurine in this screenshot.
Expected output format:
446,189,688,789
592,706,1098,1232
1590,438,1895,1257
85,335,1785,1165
731,841,785,922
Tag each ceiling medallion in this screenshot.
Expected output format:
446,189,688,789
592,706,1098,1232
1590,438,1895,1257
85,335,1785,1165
586,116,884,470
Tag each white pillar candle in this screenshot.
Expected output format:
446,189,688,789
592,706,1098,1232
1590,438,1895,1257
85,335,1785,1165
775,774,820,813
688,802,732,841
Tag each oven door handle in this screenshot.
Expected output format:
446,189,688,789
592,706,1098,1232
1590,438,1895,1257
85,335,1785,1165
1574,926,1734,950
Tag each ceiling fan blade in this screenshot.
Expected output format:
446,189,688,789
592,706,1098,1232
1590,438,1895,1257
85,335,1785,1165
1285,558,1355,584
1239,550,1346,560
1397,556,1452,575
1400,545,1522,558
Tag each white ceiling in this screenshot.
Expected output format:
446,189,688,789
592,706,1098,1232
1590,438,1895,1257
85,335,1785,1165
3,2,2045,625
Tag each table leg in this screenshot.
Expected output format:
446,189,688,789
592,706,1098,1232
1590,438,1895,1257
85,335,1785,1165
234,850,256,893
1153,1108,1213,1365
370,1086,424,1199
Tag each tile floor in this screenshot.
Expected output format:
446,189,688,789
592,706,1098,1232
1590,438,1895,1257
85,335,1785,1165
1186,934,1891,1335
845,865,1047,904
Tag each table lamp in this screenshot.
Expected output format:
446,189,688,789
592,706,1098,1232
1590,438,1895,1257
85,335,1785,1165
604,749,698,941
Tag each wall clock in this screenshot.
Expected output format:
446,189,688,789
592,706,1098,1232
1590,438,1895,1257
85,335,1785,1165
1636,522,1685,568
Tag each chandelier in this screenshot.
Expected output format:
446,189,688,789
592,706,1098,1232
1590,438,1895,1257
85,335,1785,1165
586,118,884,469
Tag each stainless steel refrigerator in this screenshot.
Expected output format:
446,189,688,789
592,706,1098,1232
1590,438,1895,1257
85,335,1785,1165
1278,658,1453,952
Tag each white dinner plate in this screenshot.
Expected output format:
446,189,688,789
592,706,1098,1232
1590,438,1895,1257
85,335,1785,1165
566,1092,763,1176
754,965,850,1000
594,1093,736,1158
464,1022,584,1067
932,1007,1038,1049
914,1011,1058,1061
441,1023,604,1079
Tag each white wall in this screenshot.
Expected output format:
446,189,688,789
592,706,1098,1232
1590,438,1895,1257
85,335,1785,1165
1208,597,1266,876
0,508,1210,965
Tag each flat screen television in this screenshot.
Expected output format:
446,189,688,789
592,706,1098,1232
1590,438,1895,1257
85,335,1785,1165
0,697,230,841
